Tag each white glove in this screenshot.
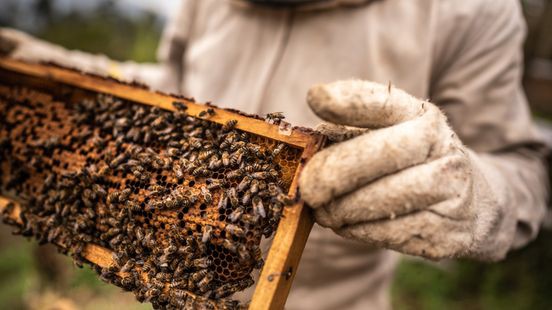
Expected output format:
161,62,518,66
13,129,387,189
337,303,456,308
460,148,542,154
0,28,115,76
299,80,514,260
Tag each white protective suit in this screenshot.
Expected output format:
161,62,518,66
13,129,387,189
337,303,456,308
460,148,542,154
1,0,549,309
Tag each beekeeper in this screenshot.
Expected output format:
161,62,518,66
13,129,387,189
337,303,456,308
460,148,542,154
1,0,549,309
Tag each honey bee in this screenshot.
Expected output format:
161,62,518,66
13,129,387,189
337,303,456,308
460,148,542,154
172,101,188,111
241,190,251,205
225,224,245,238
221,239,237,253
237,176,251,192
221,151,230,166
192,257,211,269
200,187,212,203
252,196,267,218
217,192,228,209
201,225,212,243
109,153,127,168
223,119,237,131
227,187,238,207
237,244,251,262
266,112,285,122
228,207,244,223
272,143,285,156
240,214,260,225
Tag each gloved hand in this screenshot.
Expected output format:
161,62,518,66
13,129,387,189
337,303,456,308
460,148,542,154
299,80,512,260
0,28,115,76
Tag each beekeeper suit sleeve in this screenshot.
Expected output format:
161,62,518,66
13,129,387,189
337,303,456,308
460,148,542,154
299,0,549,261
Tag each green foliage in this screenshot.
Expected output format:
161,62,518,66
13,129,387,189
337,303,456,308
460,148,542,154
393,230,552,310
31,1,162,62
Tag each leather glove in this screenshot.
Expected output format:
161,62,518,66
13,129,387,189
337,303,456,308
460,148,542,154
299,80,513,260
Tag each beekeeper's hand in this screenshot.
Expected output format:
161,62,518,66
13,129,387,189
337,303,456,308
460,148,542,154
0,28,116,76
299,80,510,260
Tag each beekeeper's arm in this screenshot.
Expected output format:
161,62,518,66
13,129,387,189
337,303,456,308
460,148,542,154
299,0,549,261
0,0,196,94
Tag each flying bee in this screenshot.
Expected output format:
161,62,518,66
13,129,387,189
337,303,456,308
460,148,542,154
252,196,267,218
225,223,245,238
201,225,212,243
229,207,244,223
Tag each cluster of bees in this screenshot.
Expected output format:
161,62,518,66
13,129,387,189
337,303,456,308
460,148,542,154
0,87,301,309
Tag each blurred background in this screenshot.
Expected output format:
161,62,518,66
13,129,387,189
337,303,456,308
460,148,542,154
0,0,551,309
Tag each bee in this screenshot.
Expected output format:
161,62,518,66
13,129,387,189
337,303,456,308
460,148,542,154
192,257,212,269
198,108,215,118
190,269,209,284
172,101,188,111
167,147,180,157
172,162,184,179
206,178,223,190
241,190,252,205
223,119,237,131
107,191,119,204
227,168,243,179
192,167,209,177
225,224,245,238
241,213,260,225
222,239,237,253
109,153,127,168
201,225,212,243
272,143,285,156
221,151,230,166
120,258,136,273
275,193,295,206
252,245,264,269
252,196,267,218
250,179,259,194
229,207,244,223
118,188,132,203
237,176,251,192
251,171,270,180
208,155,222,170
170,279,188,289
217,192,228,209
238,244,251,262
230,149,244,165
197,272,214,293
266,111,285,122
200,187,212,203
227,187,238,207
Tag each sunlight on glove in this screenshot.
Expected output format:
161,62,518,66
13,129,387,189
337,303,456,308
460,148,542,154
299,80,511,260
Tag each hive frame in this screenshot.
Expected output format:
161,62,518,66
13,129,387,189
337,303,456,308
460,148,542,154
0,58,325,310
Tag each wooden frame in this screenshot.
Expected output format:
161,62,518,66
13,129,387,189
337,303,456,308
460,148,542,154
0,58,325,310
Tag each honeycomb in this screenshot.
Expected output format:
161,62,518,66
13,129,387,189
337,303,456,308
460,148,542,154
0,83,303,309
